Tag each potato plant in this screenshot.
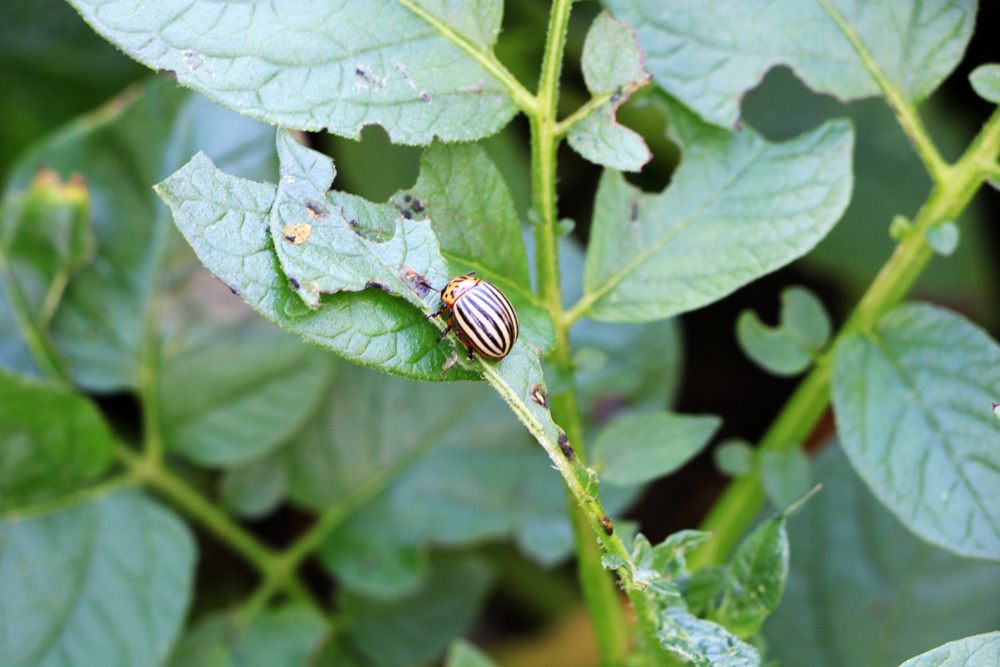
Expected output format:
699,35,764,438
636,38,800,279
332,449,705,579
1,0,999,666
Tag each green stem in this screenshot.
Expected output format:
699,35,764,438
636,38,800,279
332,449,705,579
0,248,68,382
553,79,650,139
691,106,1000,569
241,421,443,620
526,1,635,663
116,445,279,575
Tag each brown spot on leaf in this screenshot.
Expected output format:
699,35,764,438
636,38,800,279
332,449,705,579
282,223,312,245
403,267,434,296
530,385,548,408
305,200,328,218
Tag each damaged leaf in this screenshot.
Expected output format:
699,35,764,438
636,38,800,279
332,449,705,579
567,11,651,171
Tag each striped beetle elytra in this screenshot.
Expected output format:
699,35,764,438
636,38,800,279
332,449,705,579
429,272,519,361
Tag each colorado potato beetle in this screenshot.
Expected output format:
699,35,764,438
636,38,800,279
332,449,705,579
429,272,518,361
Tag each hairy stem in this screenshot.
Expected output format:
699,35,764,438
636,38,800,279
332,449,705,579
527,1,635,663
692,106,1000,568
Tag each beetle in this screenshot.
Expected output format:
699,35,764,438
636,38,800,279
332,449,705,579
428,272,519,361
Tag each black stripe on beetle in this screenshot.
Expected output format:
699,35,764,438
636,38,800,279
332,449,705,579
432,273,518,361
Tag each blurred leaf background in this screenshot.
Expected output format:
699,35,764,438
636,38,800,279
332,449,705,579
0,0,998,665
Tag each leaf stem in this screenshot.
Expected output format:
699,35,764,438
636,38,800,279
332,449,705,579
0,247,69,382
241,420,442,620
519,2,649,662
816,0,949,183
398,0,537,114
116,445,278,575
553,79,650,139
691,106,1000,568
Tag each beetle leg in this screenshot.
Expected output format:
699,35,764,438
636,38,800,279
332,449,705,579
436,323,452,341
466,345,475,361
426,307,444,320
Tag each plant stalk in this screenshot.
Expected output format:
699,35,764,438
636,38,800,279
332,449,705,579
691,106,1000,568
528,0,632,663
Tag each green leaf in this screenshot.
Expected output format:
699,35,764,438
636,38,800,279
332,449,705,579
0,368,116,512
157,151,470,381
0,490,195,667
608,0,976,127
278,362,565,588
320,500,430,600
737,287,832,376
832,303,1000,561
592,412,720,486
270,130,449,313
764,447,1000,666
580,105,853,322
969,64,1000,103
67,0,517,144
0,170,93,329
444,639,496,667
167,603,328,667
160,328,335,466
630,530,710,598
759,449,813,509
220,457,288,520
713,515,789,638
926,221,960,257
659,607,760,667
568,11,651,172
898,633,1000,667
556,235,683,421
398,143,554,350
6,80,276,391
340,555,493,667
714,439,754,478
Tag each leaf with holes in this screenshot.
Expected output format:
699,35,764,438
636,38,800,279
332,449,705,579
157,149,472,381
0,369,116,513
270,130,450,312
0,491,195,667
608,0,977,127
568,11,651,171
832,303,1000,561
67,0,518,144
580,101,853,322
